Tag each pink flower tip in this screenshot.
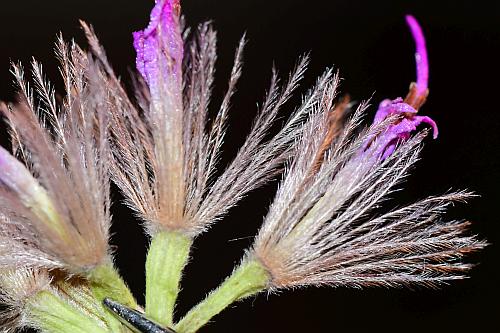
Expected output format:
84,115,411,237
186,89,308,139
133,0,183,91
405,14,429,96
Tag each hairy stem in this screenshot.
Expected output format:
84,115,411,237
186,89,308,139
145,231,192,327
175,259,270,333
28,290,109,333
88,263,137,309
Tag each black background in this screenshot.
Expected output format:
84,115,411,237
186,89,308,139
0,0,499,332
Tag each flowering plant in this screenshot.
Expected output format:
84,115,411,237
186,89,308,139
0,1,484,332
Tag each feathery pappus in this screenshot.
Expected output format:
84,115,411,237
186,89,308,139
0,33,135,333
0,1,486,333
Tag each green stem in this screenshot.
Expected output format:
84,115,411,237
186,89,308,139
175,259,270,333
28,290,109,333
88,263,137,309
145,231,192,327
57,281,127,333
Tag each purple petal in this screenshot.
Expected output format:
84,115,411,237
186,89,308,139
133,0,183,95
377,117,420,159
406,15,429,96
374,98,417,124
371,99,438,159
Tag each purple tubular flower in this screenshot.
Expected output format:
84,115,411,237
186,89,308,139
133,0,183,97
371,15,437,159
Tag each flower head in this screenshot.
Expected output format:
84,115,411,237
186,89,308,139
252,111,480,288
247,16,484,290
0,38,112,273
105,0,326,236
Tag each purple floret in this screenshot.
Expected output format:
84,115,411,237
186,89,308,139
370,15,436,159
133,0,183,95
